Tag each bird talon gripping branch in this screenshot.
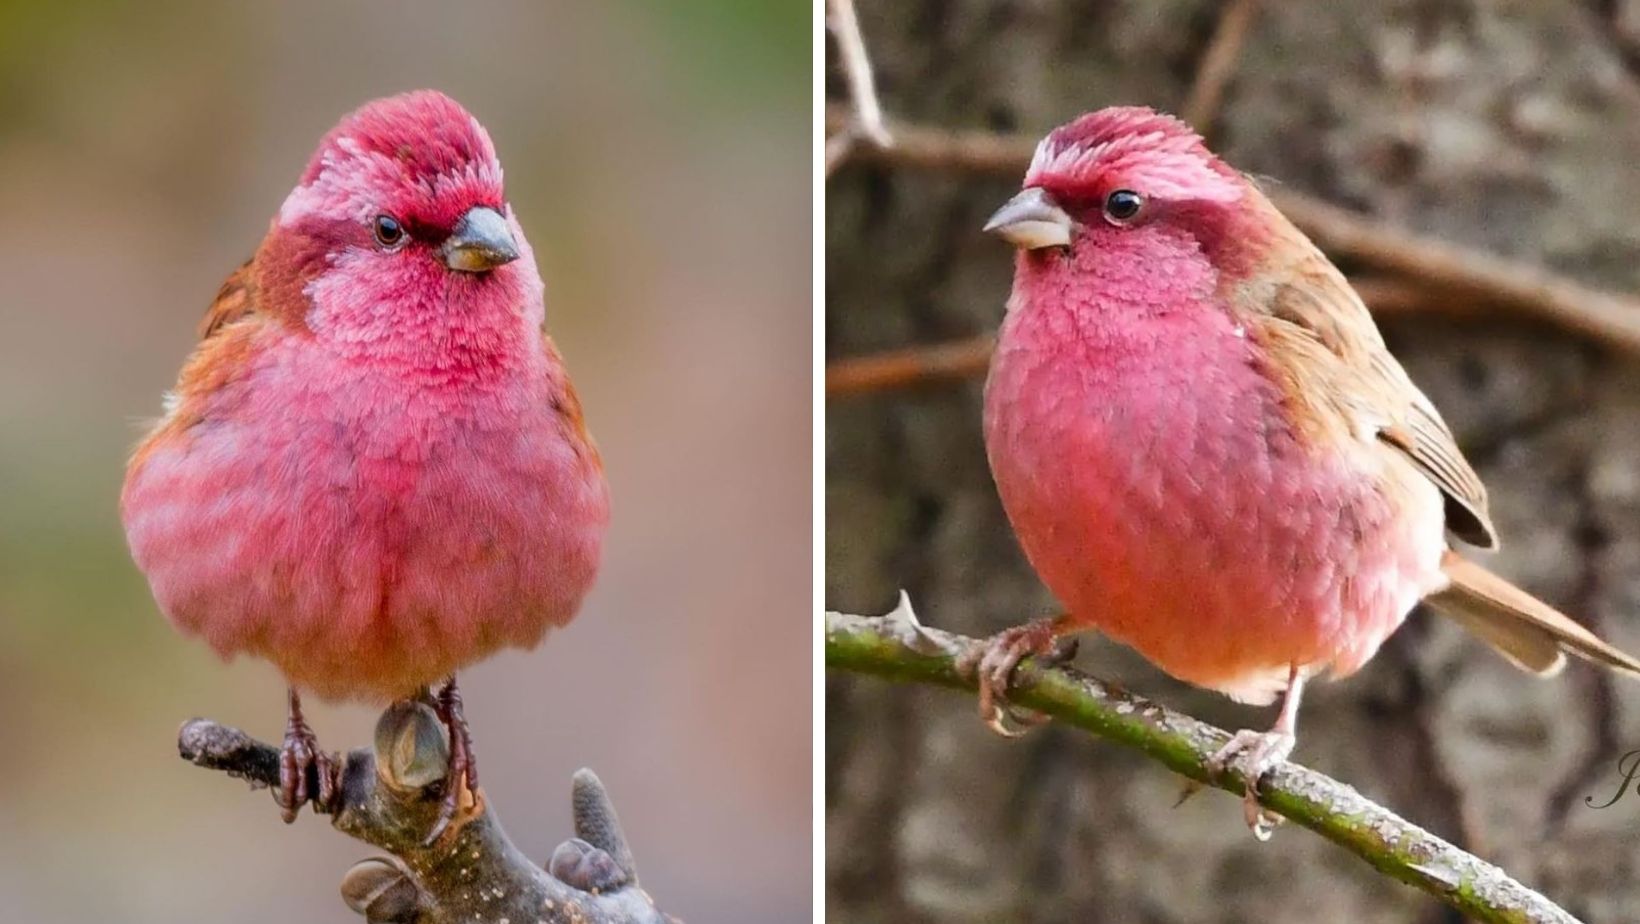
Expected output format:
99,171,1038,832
277,687,341,822
958,617,1075,737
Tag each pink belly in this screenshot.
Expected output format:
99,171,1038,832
983,311,1444,703
122,342,608,702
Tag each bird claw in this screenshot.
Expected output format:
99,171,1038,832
980,701,1052,738
1206,728,1295,840
1248,806,1285,842
277,693,339,823
957,619,1075,738
424,677,479,847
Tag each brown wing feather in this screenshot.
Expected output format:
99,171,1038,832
1230,194,1639,679
199,260,258,340
1432,554,1640,676
128,260,265,474
541,333,603,471
1231,191,1497,548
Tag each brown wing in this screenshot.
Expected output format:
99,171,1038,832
1231,191,1497,549
127,260,265,473
542,333,603,471
199,259,258,340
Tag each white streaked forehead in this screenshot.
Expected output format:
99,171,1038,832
277,125,504,227
1025,130,1241,203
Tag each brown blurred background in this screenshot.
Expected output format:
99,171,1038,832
0,1,809,921
828,2,1640,922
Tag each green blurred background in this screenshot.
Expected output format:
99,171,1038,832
0,1,810,921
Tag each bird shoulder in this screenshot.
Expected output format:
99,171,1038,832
199,259,259,340
541,333,602,471
131,259,278,469
1226,198,1497,548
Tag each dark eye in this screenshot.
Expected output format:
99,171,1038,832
372,214,405,248
1103,189,1143,224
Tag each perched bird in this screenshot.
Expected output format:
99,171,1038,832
976,106,1640,833
122,91,610,834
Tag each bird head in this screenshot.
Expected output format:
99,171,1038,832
985,107,1260,281
256,90,540,349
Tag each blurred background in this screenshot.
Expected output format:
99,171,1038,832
828,2,1640,922
0,1,808,922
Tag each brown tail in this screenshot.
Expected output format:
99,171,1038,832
1425,552,1640,677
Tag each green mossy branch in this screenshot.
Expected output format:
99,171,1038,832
826,604,1582,924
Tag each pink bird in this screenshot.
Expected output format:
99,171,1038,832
976,106,1640,833
121,91,610,833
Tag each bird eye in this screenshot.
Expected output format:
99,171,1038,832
1102,189,1143,225
372,214,405,248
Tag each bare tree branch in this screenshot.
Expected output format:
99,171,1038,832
826,334,995,398
825,604,1583,924
1181,0,1262,136
178,705,680,924
827,110,1640,356
825,277,1490,399
825,0,891,177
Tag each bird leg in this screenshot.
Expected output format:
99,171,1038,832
956,616,1077,738
424,675,479,845
276,687,339,823
1205,665,1304,840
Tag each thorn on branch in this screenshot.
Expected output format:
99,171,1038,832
885,588,948,656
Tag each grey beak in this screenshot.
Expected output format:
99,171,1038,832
983,187,1073,250
442,206,520,272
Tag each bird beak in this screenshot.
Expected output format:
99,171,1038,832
442,206,520,272
983,187,1073,250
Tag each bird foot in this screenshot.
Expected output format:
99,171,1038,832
424,677,480,846
1206,728,1295,840
956,619,1076,738
276,692,339,823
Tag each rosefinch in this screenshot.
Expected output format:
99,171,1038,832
976,106,1640,834
121,91,609,834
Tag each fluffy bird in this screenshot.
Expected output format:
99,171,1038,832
977,106,1640,833
122,91,609,832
